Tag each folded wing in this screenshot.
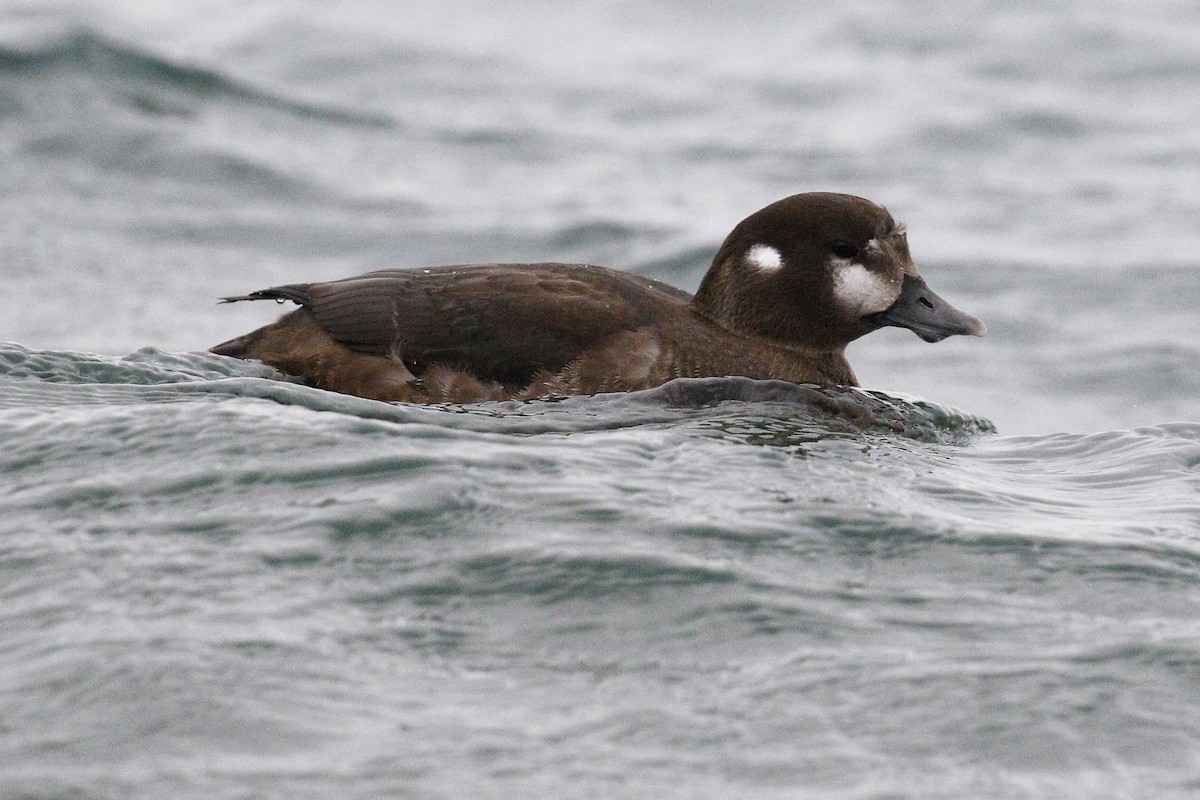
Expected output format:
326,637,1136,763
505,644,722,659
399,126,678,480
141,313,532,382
224,263,692,387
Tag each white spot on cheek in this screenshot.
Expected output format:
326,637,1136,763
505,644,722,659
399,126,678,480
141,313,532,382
745,244,784,272
831,260,898,315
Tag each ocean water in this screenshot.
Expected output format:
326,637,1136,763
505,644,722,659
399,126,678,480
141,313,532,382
2,2,1200,798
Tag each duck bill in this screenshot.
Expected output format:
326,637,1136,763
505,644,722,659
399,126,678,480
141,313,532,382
872,274,987,343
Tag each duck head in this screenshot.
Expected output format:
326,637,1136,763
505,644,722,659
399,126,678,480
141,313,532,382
692,192,986,350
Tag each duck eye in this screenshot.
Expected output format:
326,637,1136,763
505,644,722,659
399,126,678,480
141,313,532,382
831,241,859,259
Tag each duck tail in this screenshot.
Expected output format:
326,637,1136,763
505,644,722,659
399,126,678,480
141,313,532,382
218,283,312,305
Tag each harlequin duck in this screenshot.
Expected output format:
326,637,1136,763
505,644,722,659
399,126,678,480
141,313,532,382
210,192,985,403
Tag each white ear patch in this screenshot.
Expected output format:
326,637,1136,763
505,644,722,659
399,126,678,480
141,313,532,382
832,260,898,315
745,244,784,272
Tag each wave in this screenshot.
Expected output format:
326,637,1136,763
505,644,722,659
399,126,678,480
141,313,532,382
0,29,392,127
0,344,996,443
3,342,1198,596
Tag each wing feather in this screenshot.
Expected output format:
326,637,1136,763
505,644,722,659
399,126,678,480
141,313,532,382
228,264,691,385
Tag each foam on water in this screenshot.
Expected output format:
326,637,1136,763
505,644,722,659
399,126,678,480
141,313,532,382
4,2,1200,797
4,343,1200,798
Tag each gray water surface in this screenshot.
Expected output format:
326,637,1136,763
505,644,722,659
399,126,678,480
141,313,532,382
3,3,1200,798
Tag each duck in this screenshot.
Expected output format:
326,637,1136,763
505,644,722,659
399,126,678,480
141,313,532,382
210,192,985,403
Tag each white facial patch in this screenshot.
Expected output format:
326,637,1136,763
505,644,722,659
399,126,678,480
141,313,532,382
831,259,899,316
745,244,784,272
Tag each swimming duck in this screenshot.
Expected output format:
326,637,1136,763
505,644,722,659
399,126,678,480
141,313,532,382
211,192,985,403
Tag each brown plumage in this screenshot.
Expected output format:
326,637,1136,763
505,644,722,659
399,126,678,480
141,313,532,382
211,192,985,403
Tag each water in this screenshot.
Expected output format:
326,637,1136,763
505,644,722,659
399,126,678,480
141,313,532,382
2,2,1200,798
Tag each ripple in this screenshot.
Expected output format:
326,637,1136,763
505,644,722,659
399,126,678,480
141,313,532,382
0,30,393,127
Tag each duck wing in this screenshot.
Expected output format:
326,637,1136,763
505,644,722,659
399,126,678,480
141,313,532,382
223,263,692,386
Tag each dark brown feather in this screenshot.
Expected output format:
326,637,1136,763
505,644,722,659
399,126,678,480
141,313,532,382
210,193,985,403
226,264,692,387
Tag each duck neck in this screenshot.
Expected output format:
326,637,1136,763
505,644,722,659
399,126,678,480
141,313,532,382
683,306,858,387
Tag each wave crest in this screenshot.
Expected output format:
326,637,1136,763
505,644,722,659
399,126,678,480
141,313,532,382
0,344,996,443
